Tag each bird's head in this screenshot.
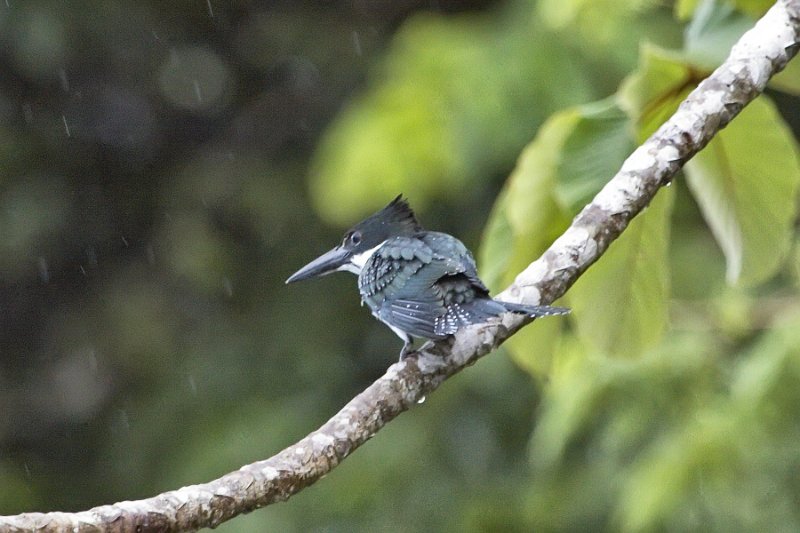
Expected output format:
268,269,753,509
286,194,422,283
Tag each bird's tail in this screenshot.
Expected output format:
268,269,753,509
434,298,569,336
495,300,570,317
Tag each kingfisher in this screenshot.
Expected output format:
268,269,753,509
286,195,569,360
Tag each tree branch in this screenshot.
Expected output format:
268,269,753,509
4,1,799,531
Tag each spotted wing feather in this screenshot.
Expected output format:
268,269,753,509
358,233,494,340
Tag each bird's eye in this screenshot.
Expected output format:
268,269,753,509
349,231,362,245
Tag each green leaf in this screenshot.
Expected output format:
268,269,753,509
569,186,674,357
618,45,697,142
478,189,515,292
684,0,755,70
481,99,634,374
682,0,798,94
481,99,633,291
479,110,577,293
678,0,769,45
683,97,800,286
479,111,576,378
503,315,565,380
554,99,635,211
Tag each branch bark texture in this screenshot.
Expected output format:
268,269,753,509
3,1,799,531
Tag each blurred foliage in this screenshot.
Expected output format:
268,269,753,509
308,0,681,223
310,7,592,223
475,0,800,529
1,0,799,532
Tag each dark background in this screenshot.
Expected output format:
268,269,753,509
0,2,538,531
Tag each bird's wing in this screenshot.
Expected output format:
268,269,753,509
360,235,476,340
358,236,430,303
419,232,490,293
383,296,445,340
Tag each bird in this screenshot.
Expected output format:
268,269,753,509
286,195,569,360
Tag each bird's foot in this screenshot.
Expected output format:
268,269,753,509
398,342,418,361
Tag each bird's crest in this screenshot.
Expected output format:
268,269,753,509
353,194,422,237
378,194,422,231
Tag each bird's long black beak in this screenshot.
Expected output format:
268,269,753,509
285,246,351,284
